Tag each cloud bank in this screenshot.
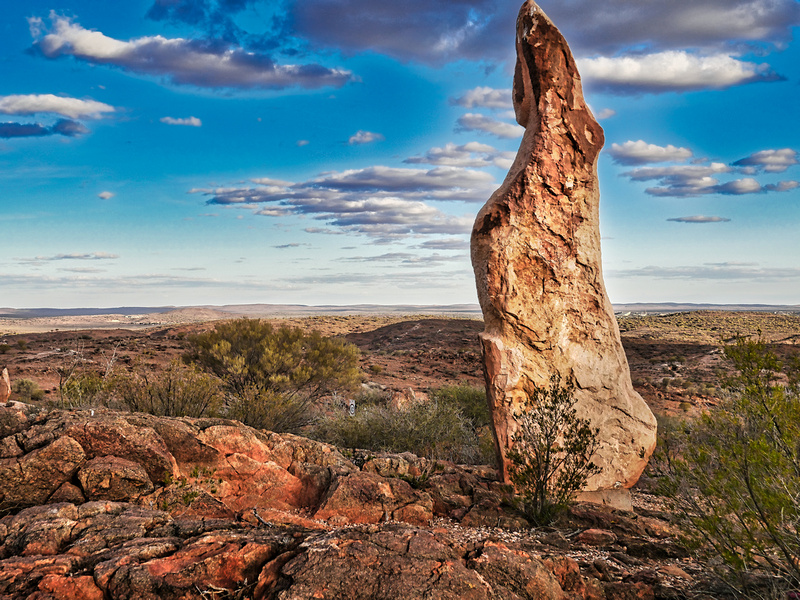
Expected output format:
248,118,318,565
30,12,354,90
193,165,495,239
579,51,782,93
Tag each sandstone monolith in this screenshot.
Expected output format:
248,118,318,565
471,1,657,496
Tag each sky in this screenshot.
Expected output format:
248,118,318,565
1,0,799,309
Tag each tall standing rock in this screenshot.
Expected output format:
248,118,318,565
471,1,656,496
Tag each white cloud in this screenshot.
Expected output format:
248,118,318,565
452,87,511,110
296,139,310,147
764,181,799,192
578,51,781,93
192,164,495,240
97,191,114,200
596,108,616,120
611,263,800,281
609,140,693,165
413,238,470,250
667,215,731,223
456,113,523,139
546,0,800,56
733,148,798,173
348,130,384,145
0,94,114,119
30,13,353,90
621,159,798,197
160,116,201,126
20,252,119,263
405,142,514,169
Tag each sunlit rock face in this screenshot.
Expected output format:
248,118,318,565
471,0,657,493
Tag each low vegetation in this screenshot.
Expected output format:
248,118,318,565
113,360,224,418
185,319,362,433
657,339,800,596
505,375,600,525
312,384,493,465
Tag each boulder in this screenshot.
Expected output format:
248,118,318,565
65,416,179,485
314,471,434,525
0,368,10,403
470,0,657,492
0,436,85,510
77,456,155,501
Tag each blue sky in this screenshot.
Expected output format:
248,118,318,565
1,0,799,308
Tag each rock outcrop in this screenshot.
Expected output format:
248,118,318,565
0,406,702,599
471,1,657,493
0,369,10,404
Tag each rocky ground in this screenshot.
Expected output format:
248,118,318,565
1,311,799,598
2,404,722,599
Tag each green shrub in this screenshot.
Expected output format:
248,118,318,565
186,319,361,433
313,399,483,464
58,371,110,407
429,384,490,429
12,379,45,402
659,339,800,595
0,344,10,354
506,375,600,526
113,360,223,418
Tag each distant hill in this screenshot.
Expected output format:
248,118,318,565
613,303,800,315
1,302,798,320
0,306,176,318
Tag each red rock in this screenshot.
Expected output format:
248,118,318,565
66,417,178,484
0,368,10,403
603,582,655,600
36,574,104,600
48,482,85,505
314,471,433,525
577,528,618,547
78,456,154,501
470,0,657,492
467,540,566,599
544,556,604,600
0,435,85,510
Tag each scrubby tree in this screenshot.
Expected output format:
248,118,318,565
186,319,361,433
506,374,600,525
113,359,223,418
659,339,800,595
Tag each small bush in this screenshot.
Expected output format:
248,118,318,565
58,372,110,407
313,399,483,464
429,384,490,429
0,344,10,354
113,360,223,418
186,319,361,433
12,379,45,402
506,375,600,526
659,339,800,595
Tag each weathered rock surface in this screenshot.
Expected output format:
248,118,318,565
0,369,10,404
471,0,657,491
0,406,705,599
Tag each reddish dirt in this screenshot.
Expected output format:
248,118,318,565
1,311,799,420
